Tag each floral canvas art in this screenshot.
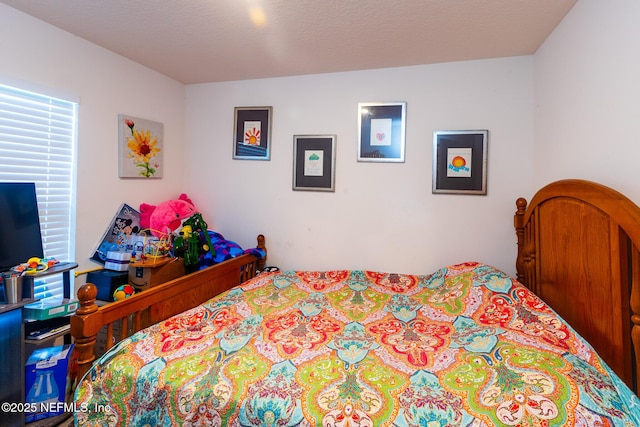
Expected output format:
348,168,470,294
118,114,163,178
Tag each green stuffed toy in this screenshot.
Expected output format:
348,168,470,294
172,212,215,267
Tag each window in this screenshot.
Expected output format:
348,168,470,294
0,83,77,303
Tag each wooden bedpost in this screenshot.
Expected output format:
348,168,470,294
514,198,527,284
256,234,267,271
70,283,100,382
514,197,538,294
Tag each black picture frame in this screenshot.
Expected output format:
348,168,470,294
233,106,272,160
293,135,336,192
357,102,406,162
432,130,488,195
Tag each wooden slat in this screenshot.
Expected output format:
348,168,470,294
631,247,640,392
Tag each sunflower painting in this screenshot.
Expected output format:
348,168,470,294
118,114,164,178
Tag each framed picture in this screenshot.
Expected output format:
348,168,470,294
357,102,406,162
432,130,488,195
118,114,163,178
293,135,336,192
233,106,272,160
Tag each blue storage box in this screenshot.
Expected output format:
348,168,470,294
87,269,129,301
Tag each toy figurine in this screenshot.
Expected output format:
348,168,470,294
172,213,214,267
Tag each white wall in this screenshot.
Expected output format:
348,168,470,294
186,57,534,275
0,4,186,288
534,0,640,202
1,2,543,284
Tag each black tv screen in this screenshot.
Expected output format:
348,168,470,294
0,182,45,272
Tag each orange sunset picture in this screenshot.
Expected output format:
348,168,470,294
245,127,261,145
451,156,466,168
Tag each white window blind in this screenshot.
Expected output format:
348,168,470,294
0,83,77,303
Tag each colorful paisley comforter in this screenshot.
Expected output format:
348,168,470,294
74,262,640,426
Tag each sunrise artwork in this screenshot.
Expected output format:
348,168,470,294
243,121,261,145
233,107,272,160
451,156,466,168
447,147,472,177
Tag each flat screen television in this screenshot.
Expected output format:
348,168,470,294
0,182,45,272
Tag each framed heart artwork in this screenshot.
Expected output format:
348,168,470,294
357,102,406,162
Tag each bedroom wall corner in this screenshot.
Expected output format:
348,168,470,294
533,0,640,204
0,3,187,293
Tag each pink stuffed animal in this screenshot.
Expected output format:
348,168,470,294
139,194,196,238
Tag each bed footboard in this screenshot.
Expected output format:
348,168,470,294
71,234,265,381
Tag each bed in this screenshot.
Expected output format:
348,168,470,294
71,180,640,426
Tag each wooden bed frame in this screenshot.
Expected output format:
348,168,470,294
514,179,640,395
70,234,266,381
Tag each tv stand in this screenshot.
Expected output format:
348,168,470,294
21,262,78,300
0,300,33,426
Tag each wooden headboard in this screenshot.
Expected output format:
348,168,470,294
514,179,640,394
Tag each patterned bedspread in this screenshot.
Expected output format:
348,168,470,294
75,262,640,426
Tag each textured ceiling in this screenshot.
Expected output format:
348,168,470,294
1,0,576,84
